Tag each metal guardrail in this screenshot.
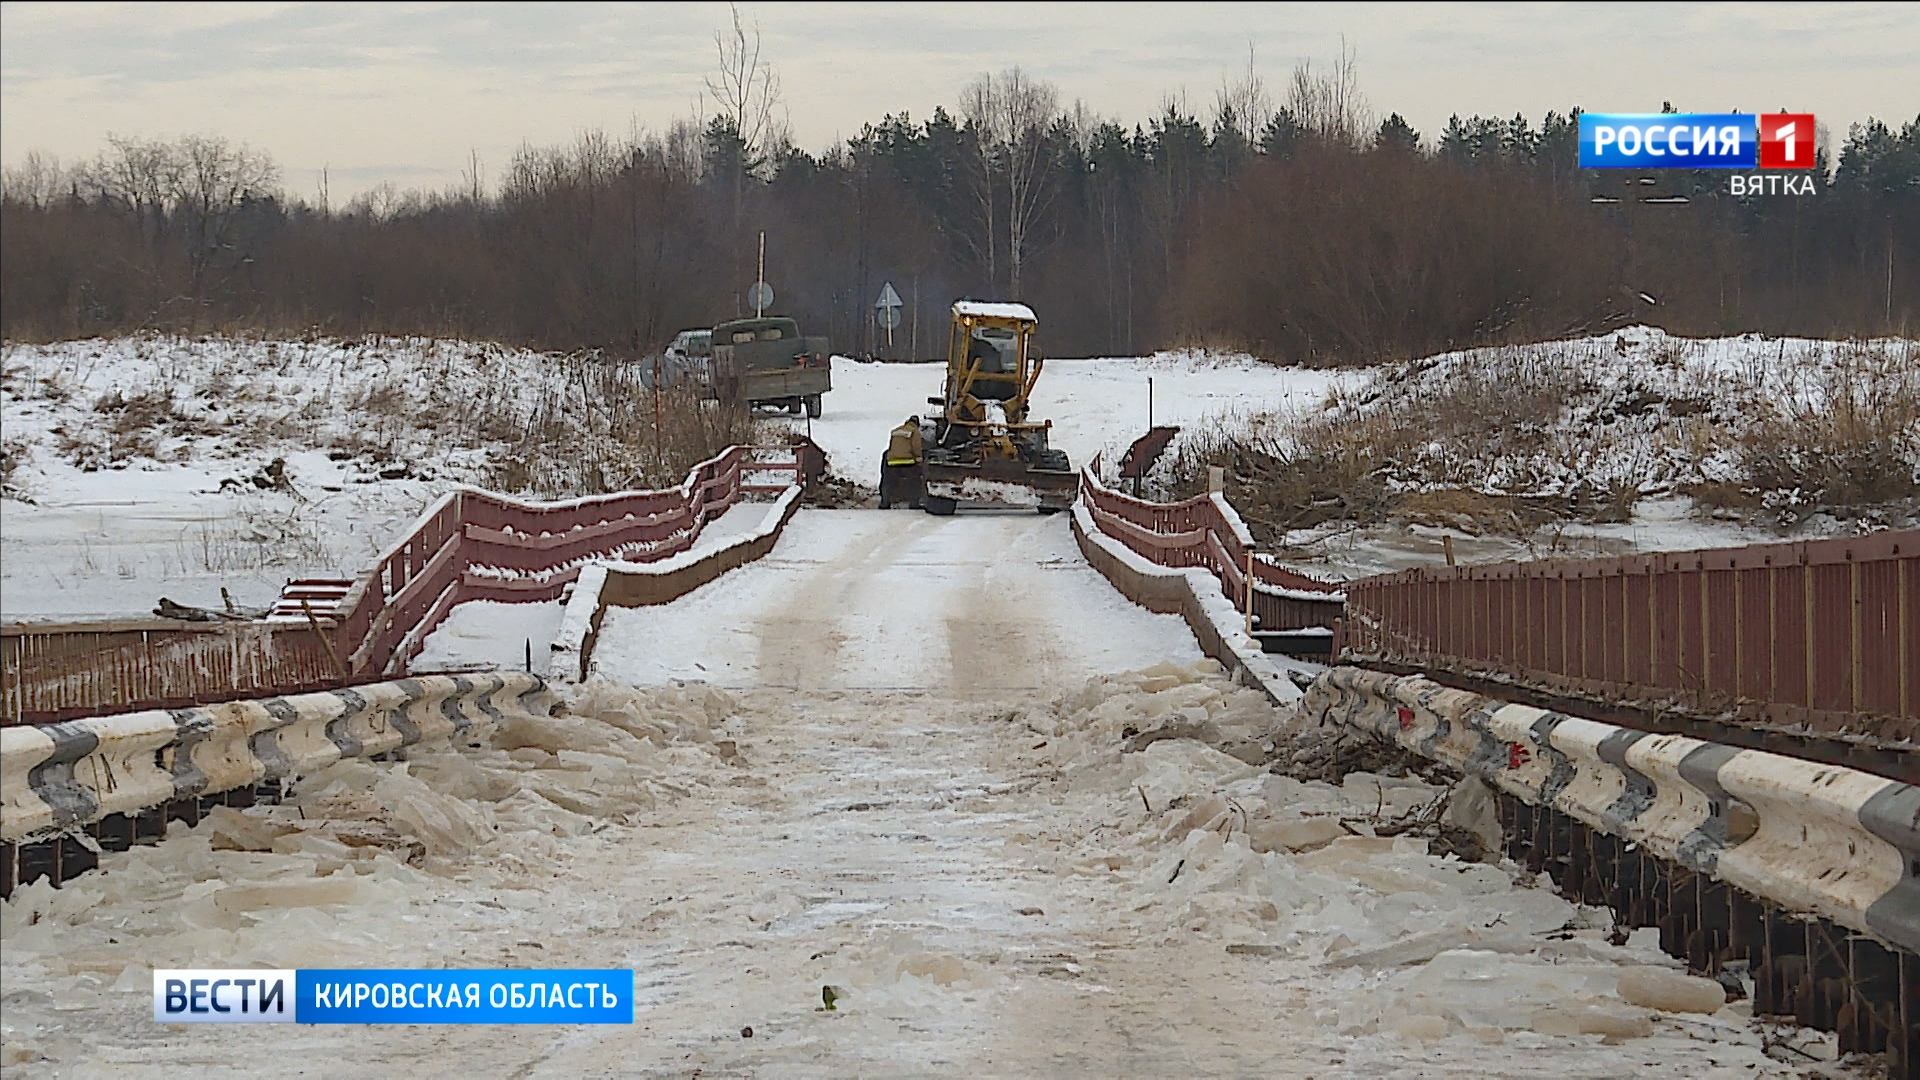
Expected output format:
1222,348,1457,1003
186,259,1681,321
1303,665,1918,1077
1,441,821,725
1336,530,1919,746
0,672,553,896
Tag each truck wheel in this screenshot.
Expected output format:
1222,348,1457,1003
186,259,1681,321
806,394,822,419
923,495,956,516
787,399,804,416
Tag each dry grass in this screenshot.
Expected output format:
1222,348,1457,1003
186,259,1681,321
6,336,772,497
1159,334,1920,540
1691,341,1920,524
484,359,760,498
0,435,28,496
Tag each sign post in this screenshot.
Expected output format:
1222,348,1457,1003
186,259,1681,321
875,281,903,352
754,232,767,316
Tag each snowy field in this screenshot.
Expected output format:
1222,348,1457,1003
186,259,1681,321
0,336,564,622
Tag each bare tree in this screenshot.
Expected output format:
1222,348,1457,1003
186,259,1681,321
1,151,68,208
1214,43,1273,155
706,3,786,171
958,75,1000,287
1287,37,1371,148
85,135,182,217
961,67,1062,296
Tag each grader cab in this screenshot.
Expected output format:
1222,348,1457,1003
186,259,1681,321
878,301,1075,515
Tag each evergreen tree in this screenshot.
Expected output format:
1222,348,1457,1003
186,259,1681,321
1259,107,1304,159
1373,113,1421,155
1836,116,1920,197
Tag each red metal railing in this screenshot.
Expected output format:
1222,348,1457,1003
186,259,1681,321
336,442,814,677
1337,530,1919,741
1,621,351,726
2,441,818,724
1079,460,1346,632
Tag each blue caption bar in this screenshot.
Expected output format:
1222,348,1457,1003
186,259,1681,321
296,969,633,1024
1580,114,1755,168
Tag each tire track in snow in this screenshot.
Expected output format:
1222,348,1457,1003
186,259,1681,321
752,511,939,690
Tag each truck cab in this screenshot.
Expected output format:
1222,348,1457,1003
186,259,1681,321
666,328,712,365
653,328,714,391
710,317,832,418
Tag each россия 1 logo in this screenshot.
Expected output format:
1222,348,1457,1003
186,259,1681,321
1756,114,1815,168
1579,113,1815,169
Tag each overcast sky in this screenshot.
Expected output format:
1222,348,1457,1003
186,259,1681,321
3,1,1916,201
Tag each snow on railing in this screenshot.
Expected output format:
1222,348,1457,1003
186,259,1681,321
1077,454,1345,635
339,440,818,678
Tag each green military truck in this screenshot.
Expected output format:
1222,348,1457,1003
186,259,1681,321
710,317,831,418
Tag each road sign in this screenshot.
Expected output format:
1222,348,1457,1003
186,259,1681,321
748,280,774,313
875,282,903,329
875,281,904,339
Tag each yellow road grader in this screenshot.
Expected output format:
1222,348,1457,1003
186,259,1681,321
879,301,1076,515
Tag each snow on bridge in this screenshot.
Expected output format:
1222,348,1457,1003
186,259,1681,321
2,507,1831,1075
589,509,1203,691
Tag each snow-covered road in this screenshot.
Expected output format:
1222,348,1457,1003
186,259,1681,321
591,509,1203,690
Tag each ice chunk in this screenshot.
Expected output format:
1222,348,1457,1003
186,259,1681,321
1322,926,1538,969
1173,793,1230,838
1391,1013,1451,1042
896,952,974,987
1530,1002,1653,1039
1247,816,1344,854
1293,835,1394,871
1443,774,1504,853
373,768,494,856
1616,967,1726,1014
212,875,363,914
202,806,297,852
1403,949,1632,1031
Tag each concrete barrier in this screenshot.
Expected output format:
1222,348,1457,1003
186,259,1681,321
0,673,552,845
551,486,803,682
1301,664,1920,955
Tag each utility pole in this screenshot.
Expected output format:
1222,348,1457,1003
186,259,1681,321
756,231,766,317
